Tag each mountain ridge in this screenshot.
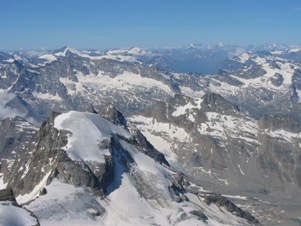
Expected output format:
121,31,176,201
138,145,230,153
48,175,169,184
1,43,301,225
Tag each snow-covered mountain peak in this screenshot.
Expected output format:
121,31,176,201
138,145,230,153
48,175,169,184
126,47,149,55
54,111,131,163
3,109,260,225
235,52,252,63
53,46,88,58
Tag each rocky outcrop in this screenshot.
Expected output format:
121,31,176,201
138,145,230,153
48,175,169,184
6,112,114,199
0,188,17,203
258,114,301,133
6,112,67,198
0,116,36,185
201,92,240,115
0,116,36,159
202,194,260,225
99,103,169,166
86,104,97,114
128,126,169,166
98,103,127,127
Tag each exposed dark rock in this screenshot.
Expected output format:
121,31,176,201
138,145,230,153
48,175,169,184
0,188,16,203
189,210,208,222
39,187,47,196
240,65,266,79
0,116,36,186
292,69,301,90
168,174,188,202
129,126,169,166
202,194,260,225
201,92,240,114
86,104,97,114
258,114,301,133
270,73,284,87
98,103,127,127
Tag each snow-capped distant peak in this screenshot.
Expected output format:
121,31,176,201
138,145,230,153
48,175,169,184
217,42,224,47
38,54,57,63
187,43,202,49
53,47,83,57
288,47,301,53
127,47,148,55
106,47,150,56
238,52,251,63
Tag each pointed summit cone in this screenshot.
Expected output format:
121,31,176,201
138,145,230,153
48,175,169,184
98,103,127,127
86,104,97,114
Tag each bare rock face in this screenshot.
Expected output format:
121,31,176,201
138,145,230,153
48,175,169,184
202,194,260,225
0,116,36,159
130,92,301,200
270,73,284,87
257,114,301,191
128,126,170,166
86,104,97,114
6,112,114,199
0,116,36,186
98,103,127,127
258,114,301,133
201,92,240,115
0,188,16,203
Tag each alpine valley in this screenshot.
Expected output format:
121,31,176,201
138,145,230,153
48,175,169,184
1,43,301,226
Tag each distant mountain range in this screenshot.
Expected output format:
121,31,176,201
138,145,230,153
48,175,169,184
1,43,301,225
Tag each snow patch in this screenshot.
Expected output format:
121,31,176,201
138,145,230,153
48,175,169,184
237,164,245,175
39,54,57,63
4,58,15,63
230,59,298,92
288,48,301,53
238,53,250,63
0,175,7,189
171,99,202,118
223,194,248,200
32,91,62,101
198,112,258,143
264,129,301,142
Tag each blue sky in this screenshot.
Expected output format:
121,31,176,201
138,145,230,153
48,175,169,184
0,0,301,50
